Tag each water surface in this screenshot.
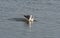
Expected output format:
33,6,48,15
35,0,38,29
0,0,57,38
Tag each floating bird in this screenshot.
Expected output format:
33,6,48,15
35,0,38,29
24,15,34,22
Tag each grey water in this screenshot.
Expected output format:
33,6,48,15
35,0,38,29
0,0,57,38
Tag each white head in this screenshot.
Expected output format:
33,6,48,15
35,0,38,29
29,15,34,22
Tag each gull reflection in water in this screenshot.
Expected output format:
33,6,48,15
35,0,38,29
25,21,33,32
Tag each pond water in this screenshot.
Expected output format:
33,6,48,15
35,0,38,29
0,0,57,38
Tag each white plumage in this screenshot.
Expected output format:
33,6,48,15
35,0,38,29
24,15,34,22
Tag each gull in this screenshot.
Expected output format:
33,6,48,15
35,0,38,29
24,15,34,22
